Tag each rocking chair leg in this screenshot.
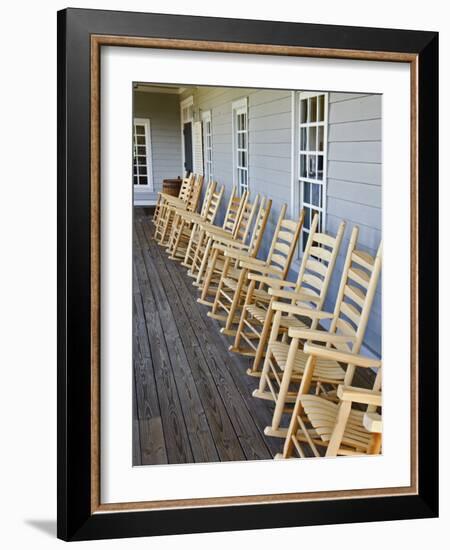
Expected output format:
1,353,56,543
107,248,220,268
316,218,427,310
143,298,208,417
252,305,275,373
268,338,300,433
224,269,247,332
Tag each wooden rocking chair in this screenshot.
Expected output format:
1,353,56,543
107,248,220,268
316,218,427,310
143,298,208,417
279,342,382,458
155,174,204,245
165,181,224,261
254,228,382,439
195,194,266,305
153,173,194,230
230,214,345,376
207,205,304,337
181,186,247,276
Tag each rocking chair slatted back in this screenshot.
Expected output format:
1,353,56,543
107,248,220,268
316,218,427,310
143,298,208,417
204,184,225,224
222,187,247,235
292,215,346,308
260,205,304,279
246,197,273,258
199,180,217,218
232,193,260,243
186,174,204,212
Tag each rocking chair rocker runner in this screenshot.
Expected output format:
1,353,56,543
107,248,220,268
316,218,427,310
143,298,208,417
230,213,345,376
207,205,304,337
255,227,382,439
279,341,382,458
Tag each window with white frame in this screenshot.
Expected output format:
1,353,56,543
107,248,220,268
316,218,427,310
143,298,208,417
202,110,213,182
298,92,328,251
133,118,153,189
232,98,249,195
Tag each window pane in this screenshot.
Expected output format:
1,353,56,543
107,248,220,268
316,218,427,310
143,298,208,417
137,146,146,156
304,207,311,230
133,176,138,185
139,166,147,176
318,126,324,151
318,95,325,122
135,125,145,134
317,155,324,180
136,135,146,145
309,97,317,122
300,155,307,178
137,156,146,165
311,183,321,207
303,181,311,204
308,126,317,151
300,99,307,123
308,155,317,179
300,127,307,150
140,176,147,186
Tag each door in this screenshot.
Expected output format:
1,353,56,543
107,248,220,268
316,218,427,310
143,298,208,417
183,122,193,174
133,118,153,190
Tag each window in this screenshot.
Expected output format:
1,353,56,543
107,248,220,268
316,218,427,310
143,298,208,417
133,118,153,188
232,98,249,195
298,92,328,251
202,110,213,182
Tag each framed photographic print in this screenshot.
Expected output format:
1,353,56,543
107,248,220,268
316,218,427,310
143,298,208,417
57,8,439,541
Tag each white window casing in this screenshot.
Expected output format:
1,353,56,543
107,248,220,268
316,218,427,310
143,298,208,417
201,110,213,182
232,97,249,196
297,91,329,253
133,117,153,190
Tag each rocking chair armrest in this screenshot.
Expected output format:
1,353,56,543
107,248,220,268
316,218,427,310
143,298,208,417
222,249,262,262
268,288,321,303
246,273,297,287
303,343,382,368
239,258,281,274
198,222,225,234
271,301,333,319
287,328,356,344
211,236,249,250
363,412,383,433
337,385,382,407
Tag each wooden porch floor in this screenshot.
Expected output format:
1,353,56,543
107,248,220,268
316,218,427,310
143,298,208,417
133,208,284,465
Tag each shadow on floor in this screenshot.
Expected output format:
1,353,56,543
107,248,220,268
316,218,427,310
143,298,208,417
25,519,56,538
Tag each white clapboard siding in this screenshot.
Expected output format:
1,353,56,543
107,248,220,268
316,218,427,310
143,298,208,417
192,121,204,176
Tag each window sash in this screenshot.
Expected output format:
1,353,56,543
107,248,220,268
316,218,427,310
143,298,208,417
232,101,249,195
298,92,328,252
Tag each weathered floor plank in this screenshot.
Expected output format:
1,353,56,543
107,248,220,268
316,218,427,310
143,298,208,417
133,210,283,465
134,230,194,464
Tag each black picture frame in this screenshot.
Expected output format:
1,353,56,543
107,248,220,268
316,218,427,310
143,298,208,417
57,7,438,541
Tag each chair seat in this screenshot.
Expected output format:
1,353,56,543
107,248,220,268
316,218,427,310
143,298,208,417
299,395,371,449
245,305,309,329
270,342,345,383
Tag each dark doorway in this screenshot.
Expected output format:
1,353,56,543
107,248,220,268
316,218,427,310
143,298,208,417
183,122,193,174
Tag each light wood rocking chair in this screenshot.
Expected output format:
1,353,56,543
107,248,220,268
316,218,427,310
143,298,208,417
230,214,345,376
207,205,304,337
195,194,266,305
153,173,194,230
165,181,224,261
155,174,204,245
278,342,382,458
182,186,248,276
254,228,382,439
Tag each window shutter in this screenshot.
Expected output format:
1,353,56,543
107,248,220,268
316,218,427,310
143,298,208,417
192,121,204,176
